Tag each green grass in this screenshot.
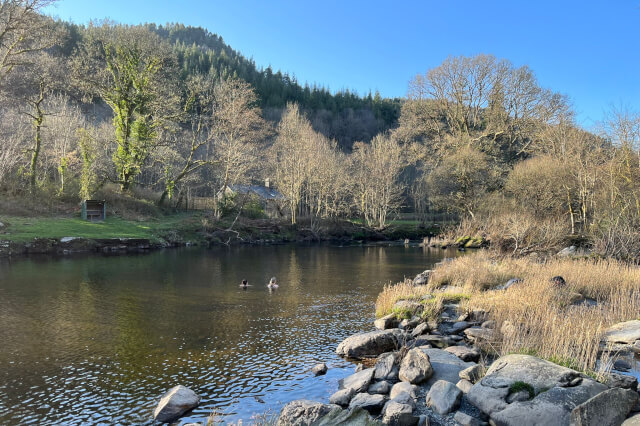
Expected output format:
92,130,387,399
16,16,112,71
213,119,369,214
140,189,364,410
509,381,535,399
0,213,205,243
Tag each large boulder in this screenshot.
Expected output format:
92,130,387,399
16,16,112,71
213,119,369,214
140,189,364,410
277,400,339,426
336,329,404,359
399,348,433,384
425,379,462,415
569,388,639,426
340,368,375,393
152,385,200,423
623,414,640,425
466,354,608,426
348,392,386,414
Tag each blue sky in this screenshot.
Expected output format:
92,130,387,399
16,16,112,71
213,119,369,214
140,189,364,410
45,0,640,127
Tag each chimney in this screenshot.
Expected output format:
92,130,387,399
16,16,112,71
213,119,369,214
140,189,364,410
265,178,270,188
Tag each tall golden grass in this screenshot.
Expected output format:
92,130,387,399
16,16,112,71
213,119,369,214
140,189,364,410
375,251,640,374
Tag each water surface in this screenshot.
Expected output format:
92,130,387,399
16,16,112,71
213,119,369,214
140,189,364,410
0,244,459,424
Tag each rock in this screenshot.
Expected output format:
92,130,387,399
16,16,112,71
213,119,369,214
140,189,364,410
421,348,475,386
399,348,433,384
277,400,339,426
570,388,639,426
330,388,356,407
466,354,608,426
558,246,577,257
349,392,386,414
376,314,400,330
614,359,633,372
444,345,480,362
464,327,495,342
356,364,365,372
481,320,496,329
603,320,640,345
340,368,375,393
623,414,640,425
414,334,455,348
336,329,404,359
390,382,418,400
469,309,489,322
440,321,471,335
375,352,398,381
382,401,418,426
607,372,638,390
315,406,383,426
312,363,328,376
417,415,428,426
453,411,485,426
506,390,531,403
456,379,473,394
457,312,470,322
459,364,485,383
425,379,462,415
399,317,421,331
369,380,391,395
153,385,201,423
498,278,522,290
389,392,417,410
413,270,432,286
550,275,566,286
411,323,429,338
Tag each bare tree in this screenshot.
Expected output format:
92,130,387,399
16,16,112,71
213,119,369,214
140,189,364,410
0,0,57,89
351,133,406,229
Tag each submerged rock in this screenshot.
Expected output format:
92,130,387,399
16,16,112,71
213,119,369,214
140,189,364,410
153,385,201,423
336,329,404,359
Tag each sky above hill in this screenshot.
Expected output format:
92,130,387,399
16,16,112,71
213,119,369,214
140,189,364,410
45,0,640,127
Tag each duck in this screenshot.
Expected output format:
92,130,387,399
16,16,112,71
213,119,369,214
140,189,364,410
239,279,249,288
267,277,279,289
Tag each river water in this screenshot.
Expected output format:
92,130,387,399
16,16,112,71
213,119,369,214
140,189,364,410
0,244,460,424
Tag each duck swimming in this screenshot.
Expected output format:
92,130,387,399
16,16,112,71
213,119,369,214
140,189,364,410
267,277,278,289
240,279,249,288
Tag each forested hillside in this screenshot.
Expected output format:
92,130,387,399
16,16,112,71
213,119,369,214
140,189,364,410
2,0,640,262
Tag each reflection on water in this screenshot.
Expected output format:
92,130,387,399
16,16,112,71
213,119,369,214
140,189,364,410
0,244,460,424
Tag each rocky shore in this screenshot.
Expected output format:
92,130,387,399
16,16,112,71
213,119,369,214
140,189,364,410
272,270,640,426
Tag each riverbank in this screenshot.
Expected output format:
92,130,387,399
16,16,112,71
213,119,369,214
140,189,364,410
0,213,440,257
264,253,640,426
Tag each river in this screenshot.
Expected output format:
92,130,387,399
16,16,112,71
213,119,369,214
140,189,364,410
0,244,460,424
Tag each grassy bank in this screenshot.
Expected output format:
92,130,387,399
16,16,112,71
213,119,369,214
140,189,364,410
376,251,640,374
0,214,205,243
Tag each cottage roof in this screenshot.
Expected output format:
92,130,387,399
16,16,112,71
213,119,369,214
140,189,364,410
229,184,285,200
